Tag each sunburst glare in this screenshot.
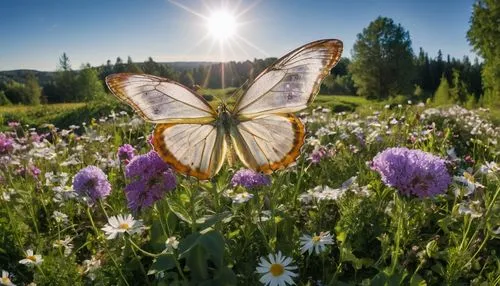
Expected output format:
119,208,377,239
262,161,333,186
168,0,267,88
207,10,237,41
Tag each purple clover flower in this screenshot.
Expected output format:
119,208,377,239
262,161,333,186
231,169,271,189
16,165,41,178
73,165,111,202
125,151,176,212
309,147,329,164
117,144,136,163
371,147,451,198
0,133,14,154
8,121,20,128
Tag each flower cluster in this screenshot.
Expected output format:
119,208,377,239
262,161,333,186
117,144,136,163
0,133,14,154
371,147,451,197
72,166,111,202
125,151,176,212
231,169,271,189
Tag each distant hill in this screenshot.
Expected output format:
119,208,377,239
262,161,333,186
0,62,217,85
0,69,56,86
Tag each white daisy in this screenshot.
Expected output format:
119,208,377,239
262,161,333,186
453,173,484,196
52,211,69,224
19,249,43,266
458,201,483,218
53,236,74,256
256,251,298,286
232,192,254,204
299,232,334,255
101,214,144,240
165,236,179,252
1,270,15,286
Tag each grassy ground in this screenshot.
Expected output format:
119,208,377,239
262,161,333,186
1,91,497,130
0,100,125,131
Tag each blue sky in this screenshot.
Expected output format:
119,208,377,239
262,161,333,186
0,0,477,71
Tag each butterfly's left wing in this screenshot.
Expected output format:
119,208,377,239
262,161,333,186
106,73,225,180
233,39,343,118
153,123,227,180
106,73,216,124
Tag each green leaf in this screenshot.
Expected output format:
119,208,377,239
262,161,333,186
371,271,388,286
168,199,192,224
198,231,225,268
410,274,427,286
179,232,202,259
431,262,445,276
196,211,232,230
178,231,226,268
148,254,176,275
187,244,209,281
212,266,237,286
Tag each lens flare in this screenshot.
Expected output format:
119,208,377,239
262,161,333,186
207,10,237,40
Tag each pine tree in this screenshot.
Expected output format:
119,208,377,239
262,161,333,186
349,17,415,99
433,76,452,106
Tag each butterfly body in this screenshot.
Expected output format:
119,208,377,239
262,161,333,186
106,39,343,180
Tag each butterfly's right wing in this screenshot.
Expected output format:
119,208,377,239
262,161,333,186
106,73,216,124
229,113,305,173
233,39,343,118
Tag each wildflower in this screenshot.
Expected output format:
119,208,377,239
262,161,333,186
308,146,329,164
52,211,69,224
81,254,102,281
0,133,14,154
479,161,499,175
19,249,43,266
165,236,179,251
15,165,40,178
125,151,176,212
371,147,451,198
117,144,136,163
101,214,144,240
8,121,20,128
231,169,271,189
1,270,14,286
256,251,298,286
53,236,74,256
453,172,484,196
232,191,254,204
458,201,482,218
299,232,334,255
72,165,111,202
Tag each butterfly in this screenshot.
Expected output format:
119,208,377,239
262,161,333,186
106,39,343,180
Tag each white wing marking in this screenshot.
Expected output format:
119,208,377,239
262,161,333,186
106,73,215,123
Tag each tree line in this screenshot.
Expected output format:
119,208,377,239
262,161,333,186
0,0,497,108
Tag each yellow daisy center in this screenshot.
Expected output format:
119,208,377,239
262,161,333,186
27,255,37,261
312,235,321,243
119,223,130,230
2,277,11,283
269,263,284,277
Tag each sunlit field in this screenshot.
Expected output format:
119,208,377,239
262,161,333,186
0,100,499,285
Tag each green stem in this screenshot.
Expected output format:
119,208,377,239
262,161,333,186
391,194,403,275
86,207,130,286
128,238,160,258
128,238,151,285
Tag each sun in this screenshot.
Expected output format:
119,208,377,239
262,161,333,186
207,10,237,41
